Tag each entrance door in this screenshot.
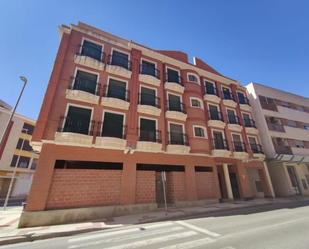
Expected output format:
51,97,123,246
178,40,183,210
155,172,166,207
287,166,301,195
229,172,241,199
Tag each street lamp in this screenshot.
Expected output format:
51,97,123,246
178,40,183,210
0,76,28,210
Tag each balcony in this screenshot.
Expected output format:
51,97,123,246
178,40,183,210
139,64,161,86
101,86,130,110
260,101,278,112
137,93,161,117
222,92,237,108
211,139,231,157
207,111,226,129
232,141,248,159
244,119,259,134
267,123,285,132
106,54,132,78
203,87,221,104
165,101,187,121
55,116,94,146
274,145,293,155
65,78,100,105
74,50,105,71
136,129,162,152
227,115,242,132
95,123,127,150
164,74,184,94
238,96,252,111
166,132,190,154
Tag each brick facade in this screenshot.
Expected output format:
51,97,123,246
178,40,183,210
166,172,186,203
196,172,216,199
135,171,156,204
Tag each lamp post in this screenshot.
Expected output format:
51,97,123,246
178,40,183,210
1,76,28,210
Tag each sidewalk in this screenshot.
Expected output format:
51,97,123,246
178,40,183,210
0,197,308,245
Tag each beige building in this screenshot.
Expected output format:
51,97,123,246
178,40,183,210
246,83,309,197
0,100,38,199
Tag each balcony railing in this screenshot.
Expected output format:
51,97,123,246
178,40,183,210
140,64,160,79
222,91,235,101
97,122,127,139
244,118,256,128
213,139,229,150
78,45,105,62
209,111,224,121
69,77,101,95
205,86,219,96
233,141,247,152
107,54,131,70
250,144,264,154
165,73,183,85
58,116,95,136
102,85,130,102
168,132,189,145
267,123,285,132
274,145,293,155
138,129,162,143
260,102,278,112
166,100,186,113
139,93,161,108
228,115,241,125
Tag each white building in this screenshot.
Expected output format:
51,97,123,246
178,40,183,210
0,100,38,199
246,83,309,197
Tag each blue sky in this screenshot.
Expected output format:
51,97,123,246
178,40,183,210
0,0,308,119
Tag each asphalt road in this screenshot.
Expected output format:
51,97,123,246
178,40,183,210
2,201,309,249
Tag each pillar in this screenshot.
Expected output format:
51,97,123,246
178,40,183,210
185,164,198,201
261,162,275,198
120,160,137,205
223,163,233,199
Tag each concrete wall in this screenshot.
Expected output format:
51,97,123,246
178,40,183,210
11,173,33,197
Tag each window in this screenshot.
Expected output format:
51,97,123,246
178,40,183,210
227,109,238,124
169,123,185,145
281,101,291,108
295,140,305,148
205,81,216,95
237,92,248,105
140,87,157,107
81,40,102,61
139,118,157,142
10,155,18,167
63,106,92,135
304,125,309,130
213,131,226,149
141,60,156,77
222,87,232,100
73,70,98,95
249,137,260,153
16,139,32,151
232,134,244,152
168,94,183,112
111,50,129,69
193,126,205,138
30,158,38,170
188,74,198,83
286,120,297,127
107,78,127,101
209,105,221,120
102,112,124,138
22,123,34,135
243,113,253,127
296,106,305,112
190,98,202,108
167,68,180,83
17,156,30,168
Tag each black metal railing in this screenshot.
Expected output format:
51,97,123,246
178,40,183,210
233,141,247,152
138,129,162,143
228,115,241,125
78,44,105,62
58,116,95,136
139,93,161,108
168,132,189,145
205,86,219,96
107,54,131,70
69,77,101,96
166,100,186,113
209,111,224,121
213,139,229,150
97,122,127,139
238,96,250,105
222,91,235,101
243,118,256,128
102,85,130,101
250,144,264,154
140,64,160,79
165,73,183,85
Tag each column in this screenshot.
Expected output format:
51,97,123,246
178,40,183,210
185,164,198,201
261,162,275,198
223,163,233,199
120,160,137,205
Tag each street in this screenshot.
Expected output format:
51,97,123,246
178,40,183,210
1,201,309,249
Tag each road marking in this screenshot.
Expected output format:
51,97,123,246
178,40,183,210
69,226,184,248
158,237,215,249
69,222,174,243
175,220,220,237
69,231,197,249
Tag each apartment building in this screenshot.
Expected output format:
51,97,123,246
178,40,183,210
0,100,38,199
247,83,309,197
20,22,274,227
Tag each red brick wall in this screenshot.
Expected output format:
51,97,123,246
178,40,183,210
167,172,186,203
46,169,122,209
135,171,156,204
196,172,216,199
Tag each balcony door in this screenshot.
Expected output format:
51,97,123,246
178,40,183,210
232,134,243,152
222,87,232,99
140,87,156,106
167,68,179,83
205,81,216,95
74,70,97,94
168,94,181,112
64,106,91,135
243,113,252,127
227,109,237,124
140,118,156,142
141,60,156,77
107,79,127,100
213,131,225,149
102,112,124,138
170,123,184,145
81,40,102,61
209,105,220,120
111,50,129,69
